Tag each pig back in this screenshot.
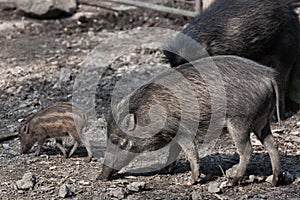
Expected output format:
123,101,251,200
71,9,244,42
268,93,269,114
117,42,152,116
26,102,87,137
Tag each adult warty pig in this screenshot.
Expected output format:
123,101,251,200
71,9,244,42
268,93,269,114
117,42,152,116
163,0,300,118
18,102,93,161
98,56,282,186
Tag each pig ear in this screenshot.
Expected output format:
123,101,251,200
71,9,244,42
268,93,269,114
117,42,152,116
122,114,135,131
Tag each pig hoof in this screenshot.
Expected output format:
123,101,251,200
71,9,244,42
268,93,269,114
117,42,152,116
229,177,240,186
96,174,110,181
186,178,198,186
34,152,40,157
272,173,284,186
84,157,92,163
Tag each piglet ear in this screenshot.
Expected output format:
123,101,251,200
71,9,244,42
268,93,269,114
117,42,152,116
122,113,135,131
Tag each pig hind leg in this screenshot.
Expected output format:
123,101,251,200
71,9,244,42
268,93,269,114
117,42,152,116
253,121,282,186
55,138,67,158
69,128,93,162
227,120,252,185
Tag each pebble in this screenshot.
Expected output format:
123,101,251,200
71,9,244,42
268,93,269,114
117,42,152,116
294,177,300,183
249,175,256,183
219,180,232,189
291,131,299,136
109,188,126,199
16,172,36,190
2,143,10,149
265,175,273,184
192,191,202,200
127,181,146,192
49,166,57,170
58,184,73,198
208,182,221,193
79,180,90,186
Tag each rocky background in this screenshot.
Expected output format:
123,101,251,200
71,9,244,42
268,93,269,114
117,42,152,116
0,0,299,199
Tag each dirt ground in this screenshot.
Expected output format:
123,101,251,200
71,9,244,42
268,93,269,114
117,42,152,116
0,1,299,199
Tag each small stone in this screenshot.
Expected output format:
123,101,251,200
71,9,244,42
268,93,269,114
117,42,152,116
127,181,146,192
16,172,36,190
208,182,221,193
79,180,90,186
40,186,55,192
2,143,10,149
49,166,57,170
58,184,73,198
291,131,299,136
294,177,300,183
192,191,202,200
249,175,256,183
219,180,232,189
109,188,126,199
296,122,300,127
265,175,273,184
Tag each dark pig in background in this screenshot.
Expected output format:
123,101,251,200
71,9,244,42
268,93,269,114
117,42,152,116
98,56,282,186
18,102,93,161
163,0,300,118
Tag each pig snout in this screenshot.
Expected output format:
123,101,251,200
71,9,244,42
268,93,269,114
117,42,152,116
20,144,30,154
97,165,118,181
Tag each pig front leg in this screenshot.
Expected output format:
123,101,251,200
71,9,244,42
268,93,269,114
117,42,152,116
176,136,200,185
34,138,46,156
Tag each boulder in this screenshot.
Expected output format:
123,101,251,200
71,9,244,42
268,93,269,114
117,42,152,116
16,0,77,19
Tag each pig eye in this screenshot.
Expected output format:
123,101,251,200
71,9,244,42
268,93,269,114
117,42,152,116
110,138,119,145
22,125,29,134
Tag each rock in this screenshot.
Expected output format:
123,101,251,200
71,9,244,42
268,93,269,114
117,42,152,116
208,182,221,193
109,188,126,199
265,175,273,184
249,175,256,183
192,191,202,200
127,181,146,192
16,172,36,190
49,166,57,170
219,180,232,189
78,180,90,186
16,0,77,19
0,1,17,11
2,143,10,149
58,184,73,198
294,177,300,183
291,131,299,135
